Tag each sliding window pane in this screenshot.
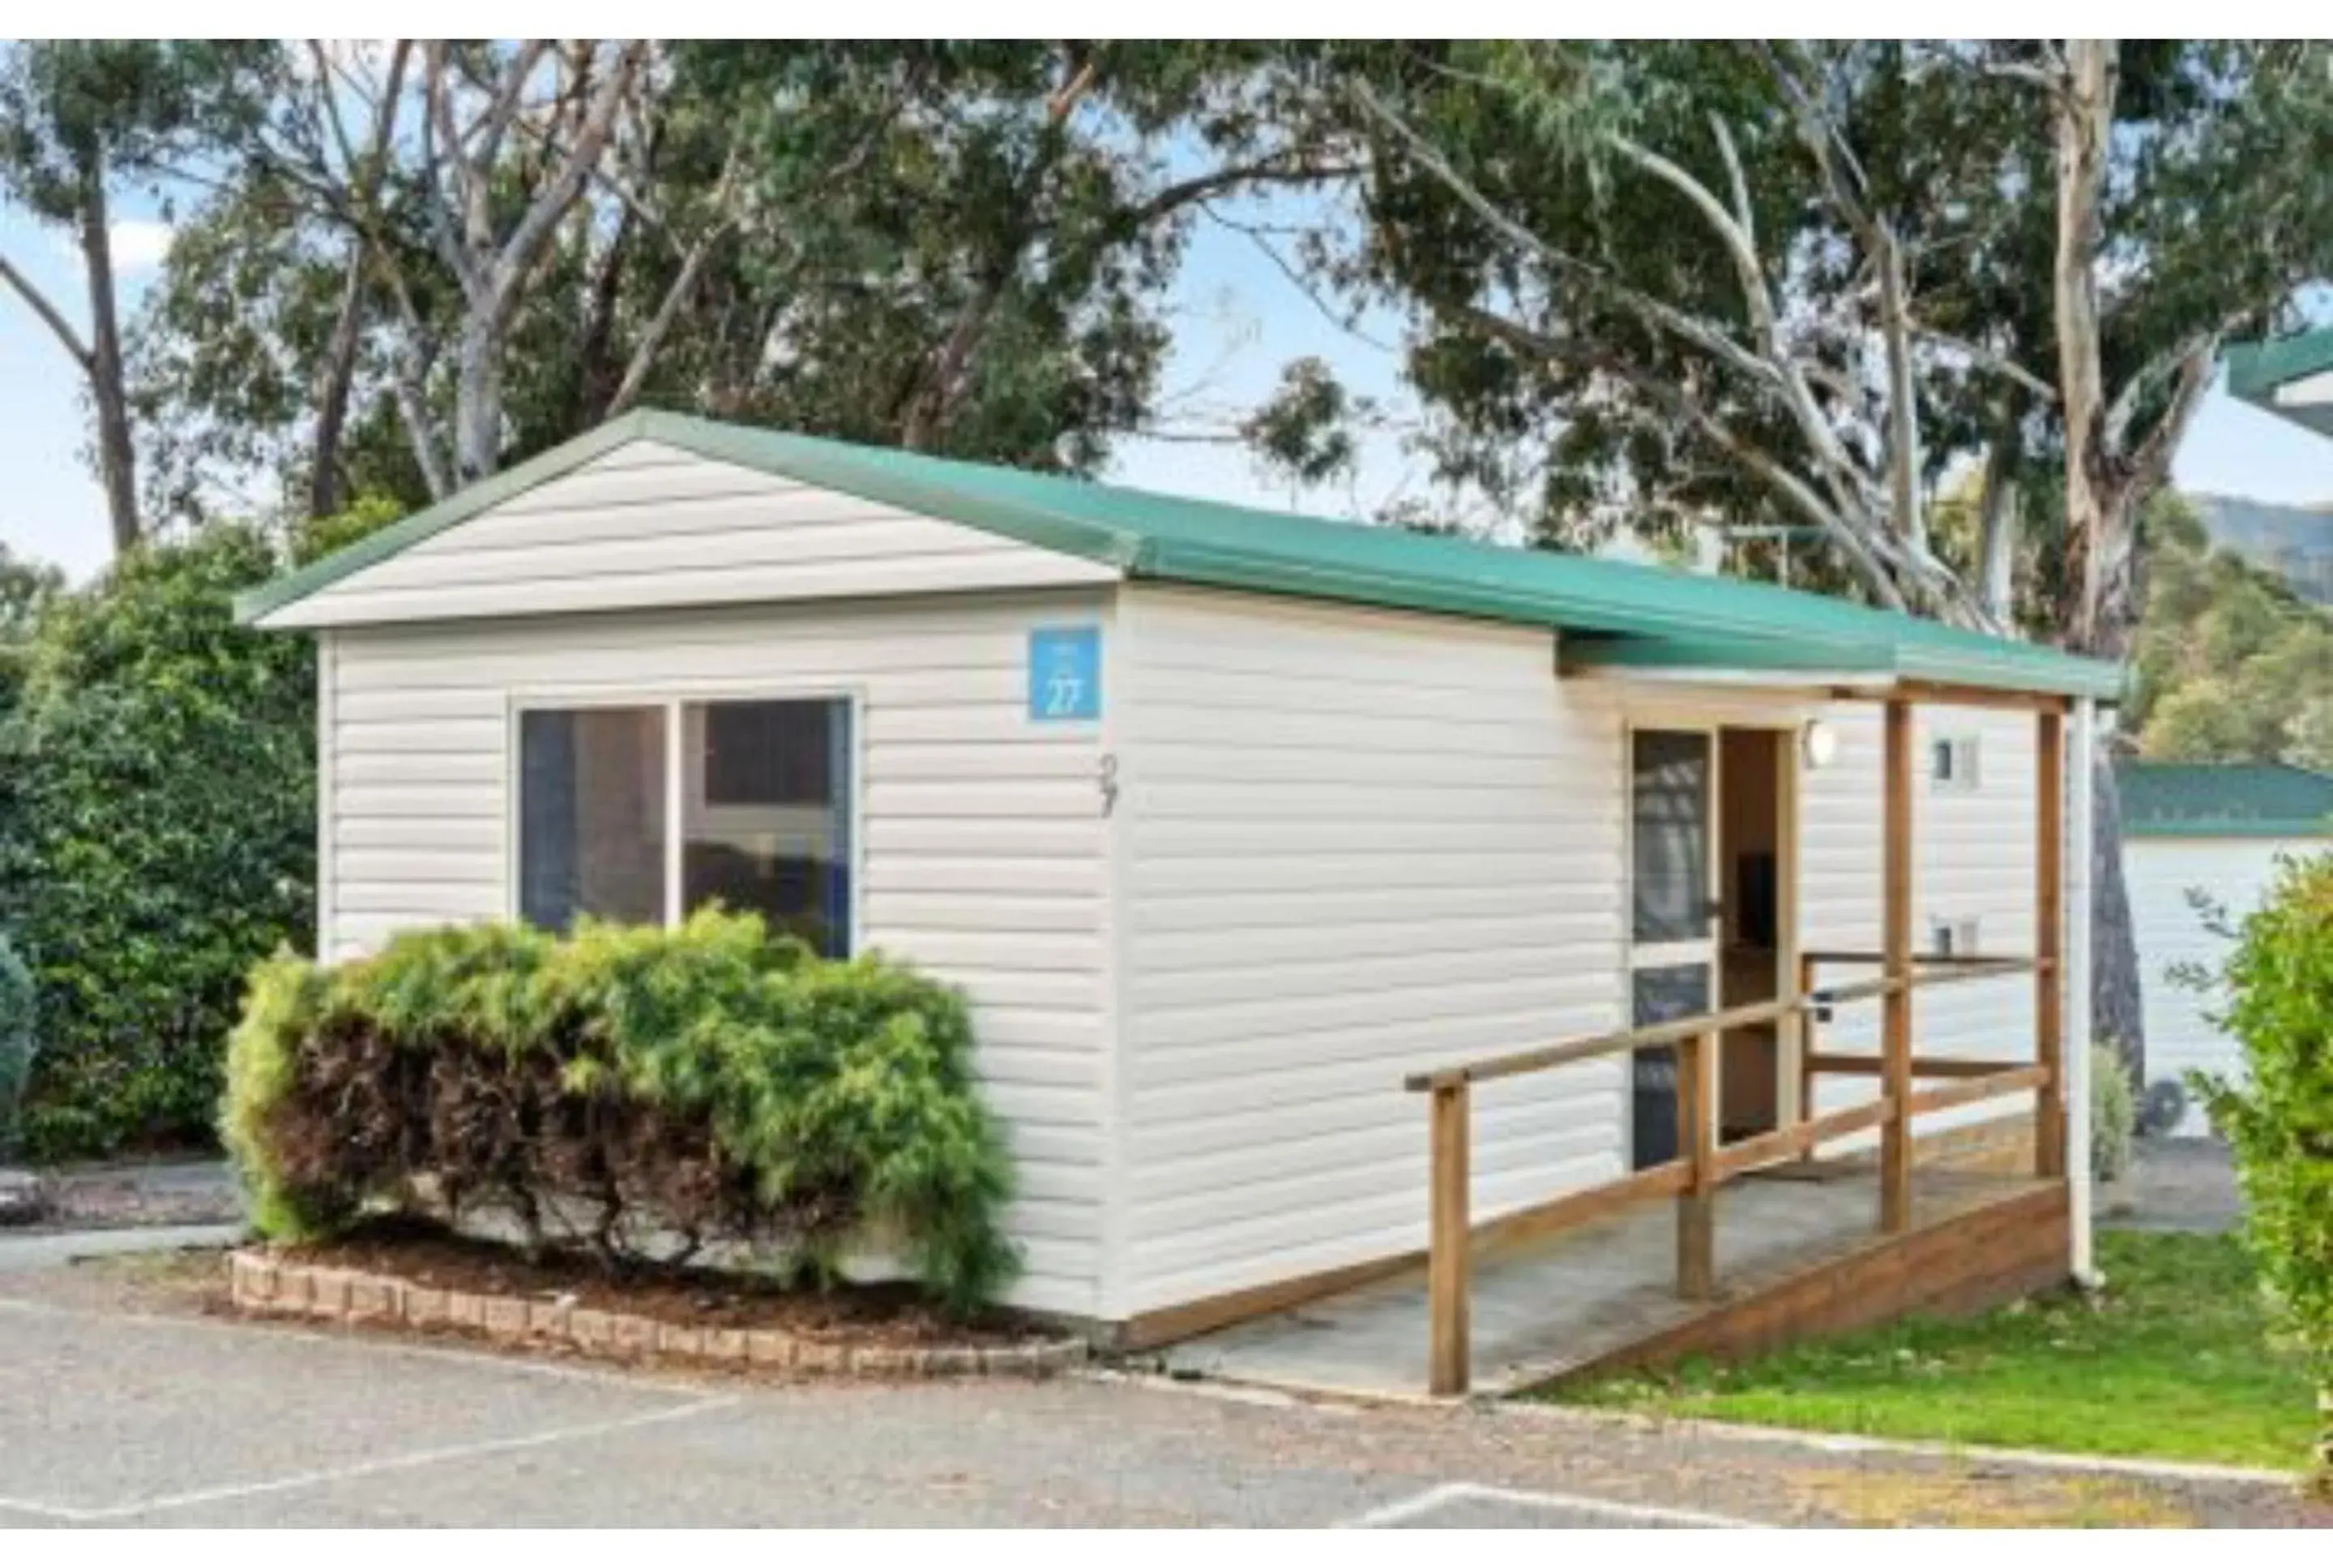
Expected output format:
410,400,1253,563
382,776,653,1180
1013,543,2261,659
1631,730,1711,942
682,699,852,955
518,707,669,931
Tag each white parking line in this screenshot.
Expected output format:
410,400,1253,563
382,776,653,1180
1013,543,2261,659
0,1395,737,1523
1342,1480,1768,1530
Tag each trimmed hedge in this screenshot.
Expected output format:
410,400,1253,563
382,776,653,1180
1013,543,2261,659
2194,851,2333,1493
0,526,313,1158
223,911,1018,1316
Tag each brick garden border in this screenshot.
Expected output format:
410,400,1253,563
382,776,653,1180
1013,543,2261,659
228,1248,1086,1378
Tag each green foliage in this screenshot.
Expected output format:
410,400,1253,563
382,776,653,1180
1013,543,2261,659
1553,1231,2318,1473
2130,512,2333,768
0,526,314,1158
0,933,33,1155
0,541,60,716
224,910,1018,1316
2091,1039,2136,1184
2194,851,2333,1488
135,41,1335,513
289,493,404,567
0,41,274,220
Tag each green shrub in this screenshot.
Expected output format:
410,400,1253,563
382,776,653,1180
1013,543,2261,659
0,526,314,1159
2091,1039,2137,1184
223,910,1018,1316
2194,851,2333,1493
0,933,33,1156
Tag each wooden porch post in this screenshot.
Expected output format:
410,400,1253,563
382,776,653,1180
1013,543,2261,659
1427,1081,1471,1395
1880,698,1915,1233
1677,1030,1717,1298
2035,707,2068,1178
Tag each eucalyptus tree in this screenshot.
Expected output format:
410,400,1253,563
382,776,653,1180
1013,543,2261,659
0,41,275,552
1333,40,2333,1063
130,39,1354,519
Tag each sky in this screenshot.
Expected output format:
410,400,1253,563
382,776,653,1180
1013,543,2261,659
2,196,2330,583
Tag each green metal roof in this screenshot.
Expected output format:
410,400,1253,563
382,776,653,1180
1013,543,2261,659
2117,761,2333,838
240,408,2126,701
2225,329,2333,438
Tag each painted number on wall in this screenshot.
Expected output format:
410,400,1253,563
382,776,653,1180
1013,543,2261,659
1027,626,1102,722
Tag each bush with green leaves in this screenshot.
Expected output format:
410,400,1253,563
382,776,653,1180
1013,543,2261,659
2194,851,2333,1493
2091,1039,2137,1184
0,933,33,1156
0,526,314,1158
223,910,1018,1316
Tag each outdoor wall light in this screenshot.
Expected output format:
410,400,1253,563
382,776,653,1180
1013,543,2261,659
1801,719,1840,771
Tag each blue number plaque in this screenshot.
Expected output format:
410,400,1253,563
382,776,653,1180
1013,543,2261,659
1028,626,1102,722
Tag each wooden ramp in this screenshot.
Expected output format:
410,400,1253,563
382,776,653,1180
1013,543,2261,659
1149,1167,2068,1401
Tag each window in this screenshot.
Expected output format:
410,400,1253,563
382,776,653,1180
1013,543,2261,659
1630,731,1712,943
1930,733,1981,793
1929,916,1981,958
519,707,668,931
517,697,853,954
682,700,851,956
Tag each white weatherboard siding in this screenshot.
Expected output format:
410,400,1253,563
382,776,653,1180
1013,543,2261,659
263,439,1114,630
320,593,1116,1317
2129,835,2326,1136
1801,703,2043,1134
1113,585,1631,1316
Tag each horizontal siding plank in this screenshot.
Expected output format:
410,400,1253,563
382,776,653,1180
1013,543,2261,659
277,551,1113,629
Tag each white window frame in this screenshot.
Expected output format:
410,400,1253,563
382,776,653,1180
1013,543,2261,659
1927,914,1981,958
1930,733,1982,794
505,681,865,952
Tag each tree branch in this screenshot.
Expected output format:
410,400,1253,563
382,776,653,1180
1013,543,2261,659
1454,301,1909,610
1912,323,2060,404
0,250,92,367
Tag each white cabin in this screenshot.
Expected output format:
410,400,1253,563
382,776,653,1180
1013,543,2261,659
243,410,2120,1339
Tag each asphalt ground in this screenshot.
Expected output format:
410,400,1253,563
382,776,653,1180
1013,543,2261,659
0,1251,2322,1528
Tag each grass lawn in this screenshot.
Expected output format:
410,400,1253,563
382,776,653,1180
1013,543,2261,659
1544,1229,2317,1472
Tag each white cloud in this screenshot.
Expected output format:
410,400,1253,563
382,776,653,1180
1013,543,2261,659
109,219,174,275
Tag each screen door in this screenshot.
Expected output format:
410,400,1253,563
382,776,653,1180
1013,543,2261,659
1627,728,1719,1169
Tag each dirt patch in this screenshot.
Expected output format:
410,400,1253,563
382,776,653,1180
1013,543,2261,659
1786,1467,2198,1527
276,1215,1038,1350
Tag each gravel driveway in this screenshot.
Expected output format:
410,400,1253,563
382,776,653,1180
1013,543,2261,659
0,1250,2319,1529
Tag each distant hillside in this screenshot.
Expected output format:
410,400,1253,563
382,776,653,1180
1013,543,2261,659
2190,493,2333,605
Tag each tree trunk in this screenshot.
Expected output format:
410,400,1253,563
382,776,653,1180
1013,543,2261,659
2089,746,2145,1089
306,239,369,520
1976,429,2021,626
75,164,139,553
452,313,504,486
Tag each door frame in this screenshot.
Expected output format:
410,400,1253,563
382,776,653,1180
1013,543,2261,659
1619,713,1805,1166
1622,722,1723,1172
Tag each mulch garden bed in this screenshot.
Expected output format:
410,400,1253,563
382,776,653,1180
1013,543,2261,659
230,1215,1087,1378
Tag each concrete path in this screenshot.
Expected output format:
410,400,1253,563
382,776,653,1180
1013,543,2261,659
1154,1165,2033,1399
0,1254,2320,1527
2100,1138,2242,1234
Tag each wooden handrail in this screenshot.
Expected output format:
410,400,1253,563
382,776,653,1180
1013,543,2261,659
1711,1096,1892,1179
1806,951,2056,977
1415,946,2057,1395
1407,955,2038,1094
1806,1053,2032,1079
1901,1063,2050,1120
1406,996,1797,1092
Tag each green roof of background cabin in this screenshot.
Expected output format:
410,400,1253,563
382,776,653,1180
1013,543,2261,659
239,408,2125,700
2117,761,2333,838
2225,328,2333,438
